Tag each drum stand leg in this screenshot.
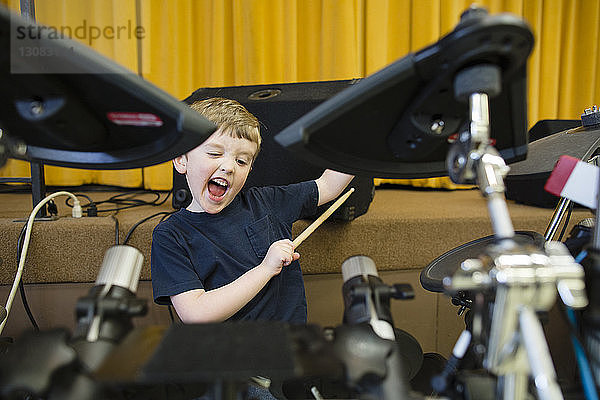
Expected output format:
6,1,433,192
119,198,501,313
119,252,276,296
493,303,565,400
501,372,528,400
520,306,564,400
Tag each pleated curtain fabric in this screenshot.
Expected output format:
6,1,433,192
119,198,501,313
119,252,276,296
1,0,599,190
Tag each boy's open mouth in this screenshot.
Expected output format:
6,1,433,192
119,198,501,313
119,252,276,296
208,178,228,198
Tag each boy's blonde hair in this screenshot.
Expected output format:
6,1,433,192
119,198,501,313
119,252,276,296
190,98,262,159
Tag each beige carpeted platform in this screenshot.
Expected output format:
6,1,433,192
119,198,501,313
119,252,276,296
0,188,591,284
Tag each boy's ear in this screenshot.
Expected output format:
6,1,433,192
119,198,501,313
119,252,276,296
173,155,187,174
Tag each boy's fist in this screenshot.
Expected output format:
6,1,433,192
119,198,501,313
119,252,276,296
261,239,299,276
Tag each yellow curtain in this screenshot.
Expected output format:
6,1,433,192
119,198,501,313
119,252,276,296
0,0,19,9
1,0,599,191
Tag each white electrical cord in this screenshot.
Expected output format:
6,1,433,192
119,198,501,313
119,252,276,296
0,191,82,334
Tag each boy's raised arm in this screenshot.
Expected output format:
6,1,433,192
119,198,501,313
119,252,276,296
315,169,355,206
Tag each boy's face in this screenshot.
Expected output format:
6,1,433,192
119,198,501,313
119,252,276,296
174,129,258,214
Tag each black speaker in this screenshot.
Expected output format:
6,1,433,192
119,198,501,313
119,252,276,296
172,80,375,221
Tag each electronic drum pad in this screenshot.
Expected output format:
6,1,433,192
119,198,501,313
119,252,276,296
0,6,215,169
505,123,600,207
274,9,534,178
420,231,545,293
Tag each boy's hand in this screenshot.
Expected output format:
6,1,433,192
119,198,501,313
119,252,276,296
260,239,299,276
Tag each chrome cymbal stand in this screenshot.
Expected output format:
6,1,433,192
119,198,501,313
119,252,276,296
544,197,572,241
545,155,599,242
445,63,588,400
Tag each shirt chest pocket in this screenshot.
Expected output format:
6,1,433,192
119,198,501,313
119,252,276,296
245,216,274,259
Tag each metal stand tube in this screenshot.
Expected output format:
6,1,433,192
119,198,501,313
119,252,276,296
502,373,528,400
545,198,571,241
469,92,490,143
487,193,515,239
469,92,514,240
520,306,563,400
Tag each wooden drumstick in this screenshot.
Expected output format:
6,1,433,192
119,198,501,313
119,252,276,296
293,187,355,248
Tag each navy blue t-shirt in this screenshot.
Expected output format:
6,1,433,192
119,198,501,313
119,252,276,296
151,181,318,324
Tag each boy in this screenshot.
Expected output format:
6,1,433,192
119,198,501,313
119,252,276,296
151,97,353,325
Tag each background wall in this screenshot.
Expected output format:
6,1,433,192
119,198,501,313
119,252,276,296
1,0,599,189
